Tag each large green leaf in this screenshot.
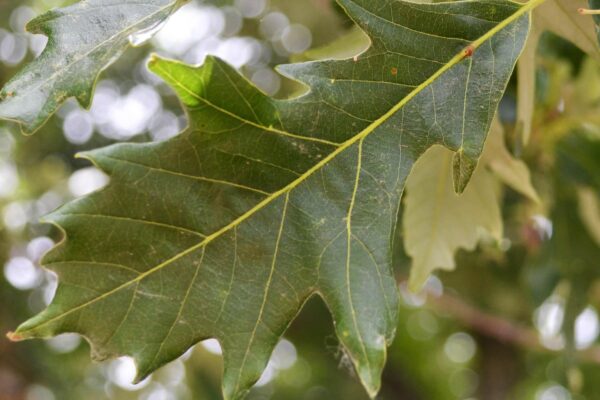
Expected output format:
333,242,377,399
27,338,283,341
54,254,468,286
483,119,540,202
9,0,536,398
0,0,186,134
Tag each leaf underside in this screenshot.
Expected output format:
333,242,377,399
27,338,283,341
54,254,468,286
0,0,186,134
404,118,539,291
11,1,530,399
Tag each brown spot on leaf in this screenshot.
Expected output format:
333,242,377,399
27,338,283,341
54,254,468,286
463,45,474,58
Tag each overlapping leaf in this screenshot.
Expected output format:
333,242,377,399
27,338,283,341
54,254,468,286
403,145,503,291
9,0,533,398
404,119,539,290
0,0,186,133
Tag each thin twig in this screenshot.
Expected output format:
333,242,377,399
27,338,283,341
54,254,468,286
422,288,600,364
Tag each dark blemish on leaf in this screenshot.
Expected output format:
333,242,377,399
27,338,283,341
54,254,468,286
391,67,398,76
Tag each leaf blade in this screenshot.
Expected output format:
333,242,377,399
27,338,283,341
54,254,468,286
12,1,535,398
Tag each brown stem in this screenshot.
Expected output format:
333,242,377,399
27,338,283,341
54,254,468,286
424,289,600,364
428,291,541,350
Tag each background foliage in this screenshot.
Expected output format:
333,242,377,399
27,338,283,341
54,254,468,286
0,0,599,399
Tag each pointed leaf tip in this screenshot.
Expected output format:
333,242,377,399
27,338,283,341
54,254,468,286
452,151,478,194
6,331,24,342
358,368,382,399
147,53,163,69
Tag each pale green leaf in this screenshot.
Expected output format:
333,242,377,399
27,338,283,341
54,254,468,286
0,0,186,134
404,146,503,292
536,0,600,60
483,119,540,202
9,1,535,399
295,27,370,62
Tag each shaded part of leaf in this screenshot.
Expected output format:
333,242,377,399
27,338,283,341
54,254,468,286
453,150,478,194
294,26,370,62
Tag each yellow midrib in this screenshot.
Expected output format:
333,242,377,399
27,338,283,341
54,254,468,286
16,0,545,336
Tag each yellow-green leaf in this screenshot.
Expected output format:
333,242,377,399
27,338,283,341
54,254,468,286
404,146,503,292
484,119,540,202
